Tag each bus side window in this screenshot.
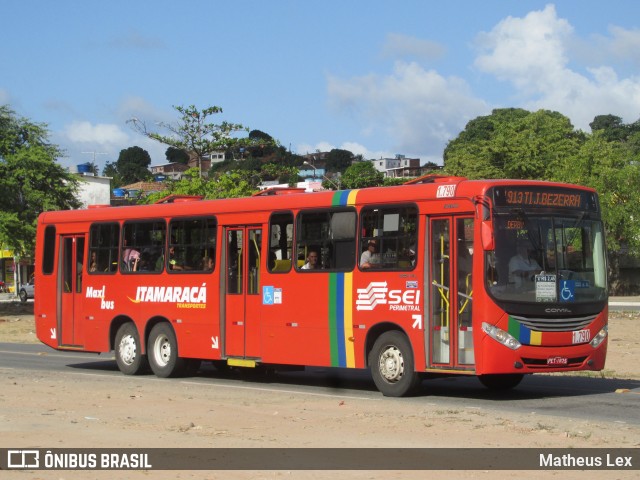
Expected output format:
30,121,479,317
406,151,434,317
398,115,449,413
169,217,217,273
359,205,418,270
89,223,120,274
122,220,166,273
296,209,356,272
268,212,293,273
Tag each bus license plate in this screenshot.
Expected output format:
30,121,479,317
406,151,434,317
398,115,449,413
572,329,591,344
547,356,568,365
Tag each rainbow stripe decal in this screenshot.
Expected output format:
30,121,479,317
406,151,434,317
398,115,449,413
328,190,358,367
508,316,543,346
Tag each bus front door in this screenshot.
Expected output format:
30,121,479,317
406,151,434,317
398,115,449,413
428,217,475,369
224,227,263,359
59,235,85,347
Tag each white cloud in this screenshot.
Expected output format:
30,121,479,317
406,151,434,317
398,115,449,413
474,5,573,91
474,4,640,129
64,121,129,145
0,88,9,104
60,119,168,169
327,61,488,160
604,26,640,65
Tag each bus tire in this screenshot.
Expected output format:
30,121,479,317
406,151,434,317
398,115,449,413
115,323,148,375
478,373,524,391
369,331,420,397
148,323,187,378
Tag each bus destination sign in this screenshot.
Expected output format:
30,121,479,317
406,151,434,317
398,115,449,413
492,186,597,211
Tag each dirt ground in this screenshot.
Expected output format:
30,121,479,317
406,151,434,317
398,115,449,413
1,301,639,479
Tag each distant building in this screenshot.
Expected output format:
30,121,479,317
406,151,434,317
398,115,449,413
187,151,226,178
150,162,190,181
75,172,112,208
302,152,329,167
372,154,423,178
299,167,326,181
115,181,167,204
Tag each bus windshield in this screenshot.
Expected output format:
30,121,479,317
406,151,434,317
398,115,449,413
486,213,607,304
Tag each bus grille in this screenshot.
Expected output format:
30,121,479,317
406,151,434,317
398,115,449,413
510,314,596,332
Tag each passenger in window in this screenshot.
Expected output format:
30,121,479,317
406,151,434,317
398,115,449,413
137,252,153,272
89,251,98,272
301,250,320,270
168,246,186,270
123,248,140,272
201,256,214,271
155,246,184,271
360,240,378,269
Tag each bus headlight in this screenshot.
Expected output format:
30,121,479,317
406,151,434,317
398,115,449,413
482,322,522,350
590,325,608,348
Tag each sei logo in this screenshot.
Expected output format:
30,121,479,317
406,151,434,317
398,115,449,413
356,282,421,312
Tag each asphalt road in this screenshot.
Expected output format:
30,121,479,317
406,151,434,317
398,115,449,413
1,342,638,427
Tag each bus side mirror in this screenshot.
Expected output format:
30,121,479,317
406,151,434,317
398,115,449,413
481,221,494,251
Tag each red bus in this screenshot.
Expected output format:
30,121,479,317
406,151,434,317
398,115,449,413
34,176,609,396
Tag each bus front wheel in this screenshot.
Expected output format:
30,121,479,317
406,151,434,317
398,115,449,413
478,374,524,390
369,331,421,397
148,323,188,378
115,323,148,375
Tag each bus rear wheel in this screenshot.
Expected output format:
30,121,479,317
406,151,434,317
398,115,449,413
115,323,148,375
369,331,420,397
148,323,188,378
478,373,524,390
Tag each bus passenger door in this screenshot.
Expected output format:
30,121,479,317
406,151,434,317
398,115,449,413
59,235,85,346
428,217,474,369
224,226,262,359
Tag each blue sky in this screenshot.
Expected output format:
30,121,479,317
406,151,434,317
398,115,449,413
2,1,640,172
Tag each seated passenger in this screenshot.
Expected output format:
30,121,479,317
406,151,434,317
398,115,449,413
360,240,378,269
301,250,320,270
201,256,214,271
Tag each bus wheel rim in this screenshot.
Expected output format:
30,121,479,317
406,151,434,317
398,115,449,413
378,346,404,383
153,334,171,367
119,335,137,366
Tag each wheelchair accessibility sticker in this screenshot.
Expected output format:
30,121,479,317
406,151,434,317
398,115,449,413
560,280,575,302
263,286,282,305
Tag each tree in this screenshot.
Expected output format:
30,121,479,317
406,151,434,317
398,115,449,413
444,108,581,179
340,161,384,189
165,146,189,165
324,148,354,173
141,168,257,204
115,146,152,185
128,104,268,178
0,105,81,256
102,161,123,188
